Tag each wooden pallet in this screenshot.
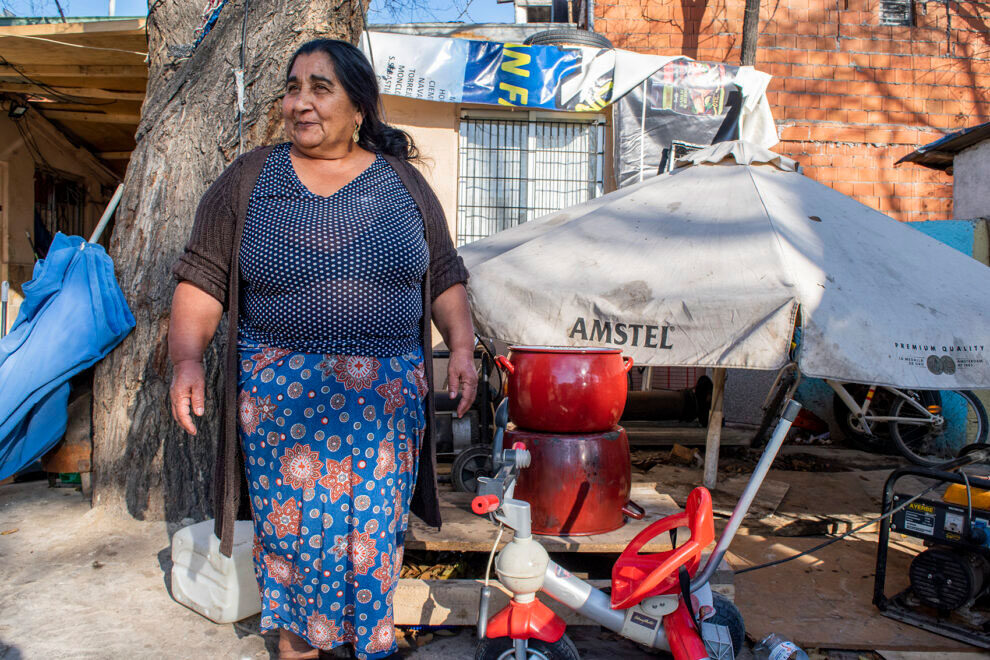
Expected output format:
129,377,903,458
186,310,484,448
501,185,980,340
406,483,683,554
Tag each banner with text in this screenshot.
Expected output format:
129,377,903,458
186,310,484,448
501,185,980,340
363,32,617,111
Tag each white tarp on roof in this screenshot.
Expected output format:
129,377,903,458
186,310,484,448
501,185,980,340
459,141,990,389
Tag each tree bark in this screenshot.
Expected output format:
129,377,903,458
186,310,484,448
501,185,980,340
740,0,761,66
92,0,367,521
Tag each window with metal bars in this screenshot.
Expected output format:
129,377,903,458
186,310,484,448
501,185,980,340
34,170,85,253
879,0,913,26
456,115,604,246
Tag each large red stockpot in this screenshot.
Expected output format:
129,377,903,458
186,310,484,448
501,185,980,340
495,346,633,433
509,425,643,536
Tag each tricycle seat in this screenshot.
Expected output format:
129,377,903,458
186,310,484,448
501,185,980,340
610,487,714,610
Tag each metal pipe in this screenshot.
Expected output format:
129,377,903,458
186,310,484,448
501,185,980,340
88,183,124,245
691,399,802,591
1,280,7,338
541,560,627,634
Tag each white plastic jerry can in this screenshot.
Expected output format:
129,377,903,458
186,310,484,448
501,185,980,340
170,519,261,623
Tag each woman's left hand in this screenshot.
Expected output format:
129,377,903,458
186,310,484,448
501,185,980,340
447,348,478,418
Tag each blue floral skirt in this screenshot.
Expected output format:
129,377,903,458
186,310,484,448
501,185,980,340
237,342,426,659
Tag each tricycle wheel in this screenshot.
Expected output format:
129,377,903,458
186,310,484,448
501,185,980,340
475,634,581,660
708,593,745,658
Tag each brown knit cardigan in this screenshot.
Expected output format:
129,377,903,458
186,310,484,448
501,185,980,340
172,145,469,556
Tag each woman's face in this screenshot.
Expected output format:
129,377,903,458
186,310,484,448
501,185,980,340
283,51,362,155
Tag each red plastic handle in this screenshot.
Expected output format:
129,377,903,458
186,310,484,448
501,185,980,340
622,356,634,372
611,488,714,609
472,494,500,515
495,355,515,374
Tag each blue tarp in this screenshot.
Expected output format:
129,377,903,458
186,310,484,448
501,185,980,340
0,233,134,480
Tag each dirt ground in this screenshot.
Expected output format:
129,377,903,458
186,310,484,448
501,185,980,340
0,481,697,659
2,445,989,659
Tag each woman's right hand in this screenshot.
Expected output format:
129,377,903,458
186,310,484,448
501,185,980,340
170,359,207,435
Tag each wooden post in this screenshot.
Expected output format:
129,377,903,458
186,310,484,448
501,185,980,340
703,368,727,490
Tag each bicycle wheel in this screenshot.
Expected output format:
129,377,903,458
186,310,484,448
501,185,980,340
832,385,894,453
889,390,989,466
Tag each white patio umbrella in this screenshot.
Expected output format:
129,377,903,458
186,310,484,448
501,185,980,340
459,141,990,485
460,140,990,390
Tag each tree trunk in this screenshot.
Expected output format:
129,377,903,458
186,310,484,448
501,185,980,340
92,0,367,521
740,0,761,66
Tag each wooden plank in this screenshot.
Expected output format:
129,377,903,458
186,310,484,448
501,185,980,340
394,559,734,625
732,532,972,651
0,64,147,78
623,424,752,447
0,82,144,101
0,19,145,37
638,464,790,522
41,110,140,125
713,474,789,519
0,37,147,66
407,485,682,553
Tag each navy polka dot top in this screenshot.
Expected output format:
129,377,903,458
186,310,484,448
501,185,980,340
238,143,428,356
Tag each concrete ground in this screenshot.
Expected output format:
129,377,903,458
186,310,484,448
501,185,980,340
2,473,988,660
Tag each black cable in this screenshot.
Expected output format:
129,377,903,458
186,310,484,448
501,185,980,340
735,481,943,576
473,333,503,397
0,56,114,106
15,119,52,171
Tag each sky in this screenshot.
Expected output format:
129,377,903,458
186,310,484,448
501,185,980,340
1,0,516,24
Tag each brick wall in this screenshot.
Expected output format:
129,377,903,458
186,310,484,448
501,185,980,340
595,0,990,221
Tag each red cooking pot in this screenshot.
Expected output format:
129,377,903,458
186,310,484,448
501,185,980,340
510,425,644,535
495,346,633,433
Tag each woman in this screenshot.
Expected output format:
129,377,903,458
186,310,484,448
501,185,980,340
168,39,477,660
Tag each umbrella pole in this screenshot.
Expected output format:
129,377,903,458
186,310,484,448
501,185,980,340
88,183,124,245
703,368,727,490
1,280,7,338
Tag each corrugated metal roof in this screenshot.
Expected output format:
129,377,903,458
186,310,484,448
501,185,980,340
897,121,990,171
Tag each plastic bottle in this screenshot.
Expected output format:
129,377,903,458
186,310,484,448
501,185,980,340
753,633,810,660
171,519,261,623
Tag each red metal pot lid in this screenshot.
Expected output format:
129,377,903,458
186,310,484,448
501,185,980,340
508,345,621,354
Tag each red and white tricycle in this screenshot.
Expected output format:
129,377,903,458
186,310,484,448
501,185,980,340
469,399,802,660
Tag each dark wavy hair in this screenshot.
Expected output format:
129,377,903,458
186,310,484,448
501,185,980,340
286,39,418,161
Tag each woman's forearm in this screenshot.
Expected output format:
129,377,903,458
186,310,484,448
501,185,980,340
169,281,224,364
432,283,474,353
432,283,477,415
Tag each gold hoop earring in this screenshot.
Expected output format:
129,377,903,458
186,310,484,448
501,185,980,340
352,124,360,143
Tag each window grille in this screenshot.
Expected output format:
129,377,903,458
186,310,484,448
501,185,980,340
34,170,85,239
879,0,913,26
457,116,604,246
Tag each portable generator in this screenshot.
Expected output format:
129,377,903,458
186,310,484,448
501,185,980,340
874,449,990,649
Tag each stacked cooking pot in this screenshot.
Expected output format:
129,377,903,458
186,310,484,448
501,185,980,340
495,346,643,536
